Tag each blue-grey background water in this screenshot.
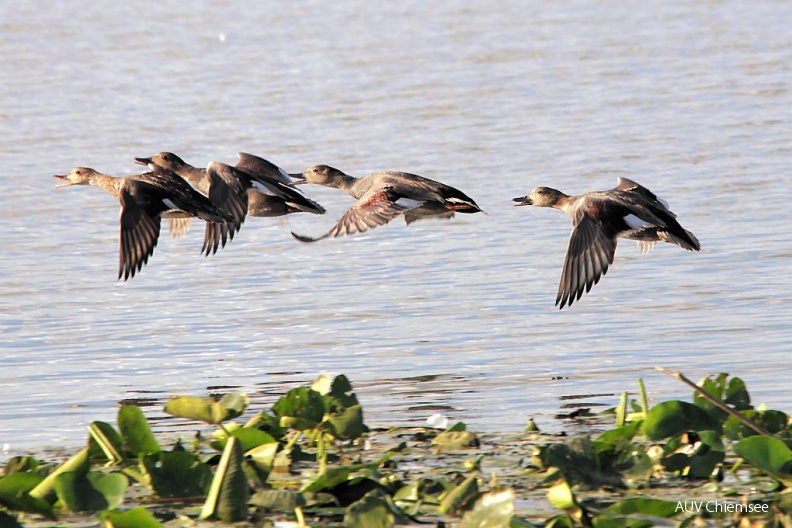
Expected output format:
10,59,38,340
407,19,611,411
2,1,791,456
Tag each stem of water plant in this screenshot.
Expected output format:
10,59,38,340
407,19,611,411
655,366,770,436
638,377,648,415
317,433,327,474
616,392,627,426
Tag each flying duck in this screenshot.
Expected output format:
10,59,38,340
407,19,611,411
513,177,701,309
54,165,231,280
290,165,483,242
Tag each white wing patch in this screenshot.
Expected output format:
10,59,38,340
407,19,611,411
624,213,652,229
250,180,273,195
394,197,423,209
162,198,178,210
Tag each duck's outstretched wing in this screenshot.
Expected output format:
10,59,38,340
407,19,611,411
118,180,162,281
557,213,617,309
292,188,421,243
202,162,249,256
167,217,192,239
236,157,326,215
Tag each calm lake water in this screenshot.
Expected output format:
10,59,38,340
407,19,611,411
2,0,791,456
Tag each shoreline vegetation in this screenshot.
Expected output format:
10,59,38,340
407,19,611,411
2,370,791,527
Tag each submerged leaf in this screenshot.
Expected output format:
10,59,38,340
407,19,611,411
249,489,306,512
606,497,680,518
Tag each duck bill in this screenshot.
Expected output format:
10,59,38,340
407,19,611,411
289,178,309,186
54,174,74,188
512,196,532,206
134,157,152,166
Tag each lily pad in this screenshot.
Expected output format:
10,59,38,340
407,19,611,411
53,471,128,512
439,473,479,514
459,487,515,528
118,405,160,456
249,489,306,511
140,450,212,498
733,435,792,487
432,430,479,451
694,374,752,421
272,386,326,430
0,473,53,518
164,394,247,425
99,506,164,527
642,400,721,440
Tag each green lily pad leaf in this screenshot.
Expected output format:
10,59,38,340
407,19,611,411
344,494,394,528
99,506,164,528
547,480,577,511
118,406,160,456
724,410,789,440
344,489,406,528
219,392,250,419
249,489,306,511
279,416,321,431
325,375,360,411
29,447,89,503
272,387,327,428
607,497,680,517
642,401,721,440
459,487,515,528
247,441,279,475
538,437,624,489
53,471,127,512
200,436,250,522
733,436,792,487
243,410,288,439
88,421,124,463
231,428,277,451
164,396,231,425
0,473,53,518
301,461,380,496
0,472,44,494
3,456,39,475
694,374,752,421
439,473,479,514
432,430,479,451
140,451,212,498
325,404,366,440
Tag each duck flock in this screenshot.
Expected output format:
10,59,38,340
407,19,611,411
55,152,700,309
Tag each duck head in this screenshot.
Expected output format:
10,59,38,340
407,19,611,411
54,167,99,187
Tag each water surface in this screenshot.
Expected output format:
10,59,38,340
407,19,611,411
1,0,791,456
